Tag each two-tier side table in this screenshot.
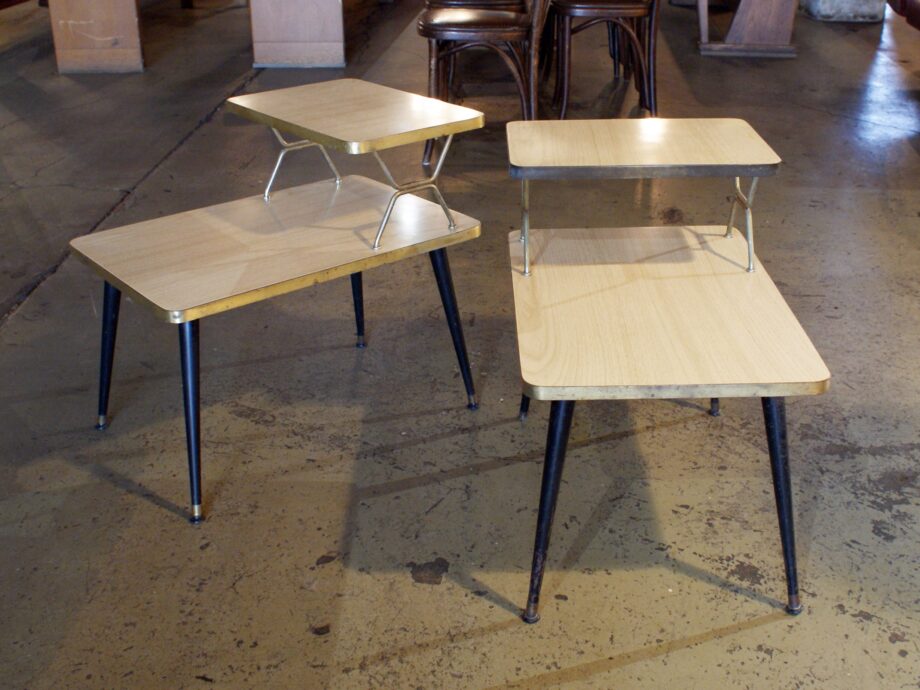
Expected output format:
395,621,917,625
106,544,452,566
71,80,485,523
505,118,830,623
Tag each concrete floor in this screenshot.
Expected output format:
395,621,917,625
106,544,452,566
1,1,919,687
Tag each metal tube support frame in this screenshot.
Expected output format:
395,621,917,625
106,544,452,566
263,128,342,201
520,179,531,276
371,134,456,250
725,176,759,273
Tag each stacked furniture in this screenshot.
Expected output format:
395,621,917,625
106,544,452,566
550,0,660,118
417,0,550,126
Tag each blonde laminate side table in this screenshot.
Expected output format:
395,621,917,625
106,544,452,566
72,81,485,524
505,118,829,623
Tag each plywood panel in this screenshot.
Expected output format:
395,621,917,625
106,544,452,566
48,0,143,73
250,0,345,67
698,0,798,57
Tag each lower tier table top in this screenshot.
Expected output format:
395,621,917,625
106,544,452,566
71,175,480,324
509,226,829,400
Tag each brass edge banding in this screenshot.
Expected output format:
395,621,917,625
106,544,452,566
522,379,830,401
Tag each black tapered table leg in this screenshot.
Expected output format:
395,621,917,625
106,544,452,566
523,399,576,623
519,394,531,421
95,282,122,430
350,272,366,348
762,396,802,615
179,321,203,524
428,248,478,410
709,397,720,417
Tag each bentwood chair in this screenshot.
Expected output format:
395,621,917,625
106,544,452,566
551,0,659,118
417,0,550,143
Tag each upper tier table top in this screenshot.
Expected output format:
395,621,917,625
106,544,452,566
509,226,829,400
507,118,781,180
71,175,480,324
226,79,485,154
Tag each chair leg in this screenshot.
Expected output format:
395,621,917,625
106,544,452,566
539,7,556,83
607,21,621,78
519,393,531,421
646,12,659,115
523,399,576,623
423,39,441,167
558,15,573,119
447,53,458,98
504,42,530,119
429,248,478,410
552,14,564,108
527,38,540,119
612,19,650,113
761,397,803,615
622,19,635,82
179,321,203,524
350,272,366,348
95,281,121,430
439,46,451,102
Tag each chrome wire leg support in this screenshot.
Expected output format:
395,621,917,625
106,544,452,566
521,179,531,276
263,128,341,201
372,135,456,250
725,177,759,272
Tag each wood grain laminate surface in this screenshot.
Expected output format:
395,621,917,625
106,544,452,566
507,118,781,179
509,226,829,400
71,176,480,324
226,79,485,154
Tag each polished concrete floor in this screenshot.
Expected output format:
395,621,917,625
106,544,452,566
1,1,919,688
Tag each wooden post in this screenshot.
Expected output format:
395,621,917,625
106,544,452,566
249,0,345,68
48,0,144,73
698,0,798,57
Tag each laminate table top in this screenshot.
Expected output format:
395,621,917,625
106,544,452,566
226,78,485,154
507,118,781,180
71,175,481,324
509,225,829,400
